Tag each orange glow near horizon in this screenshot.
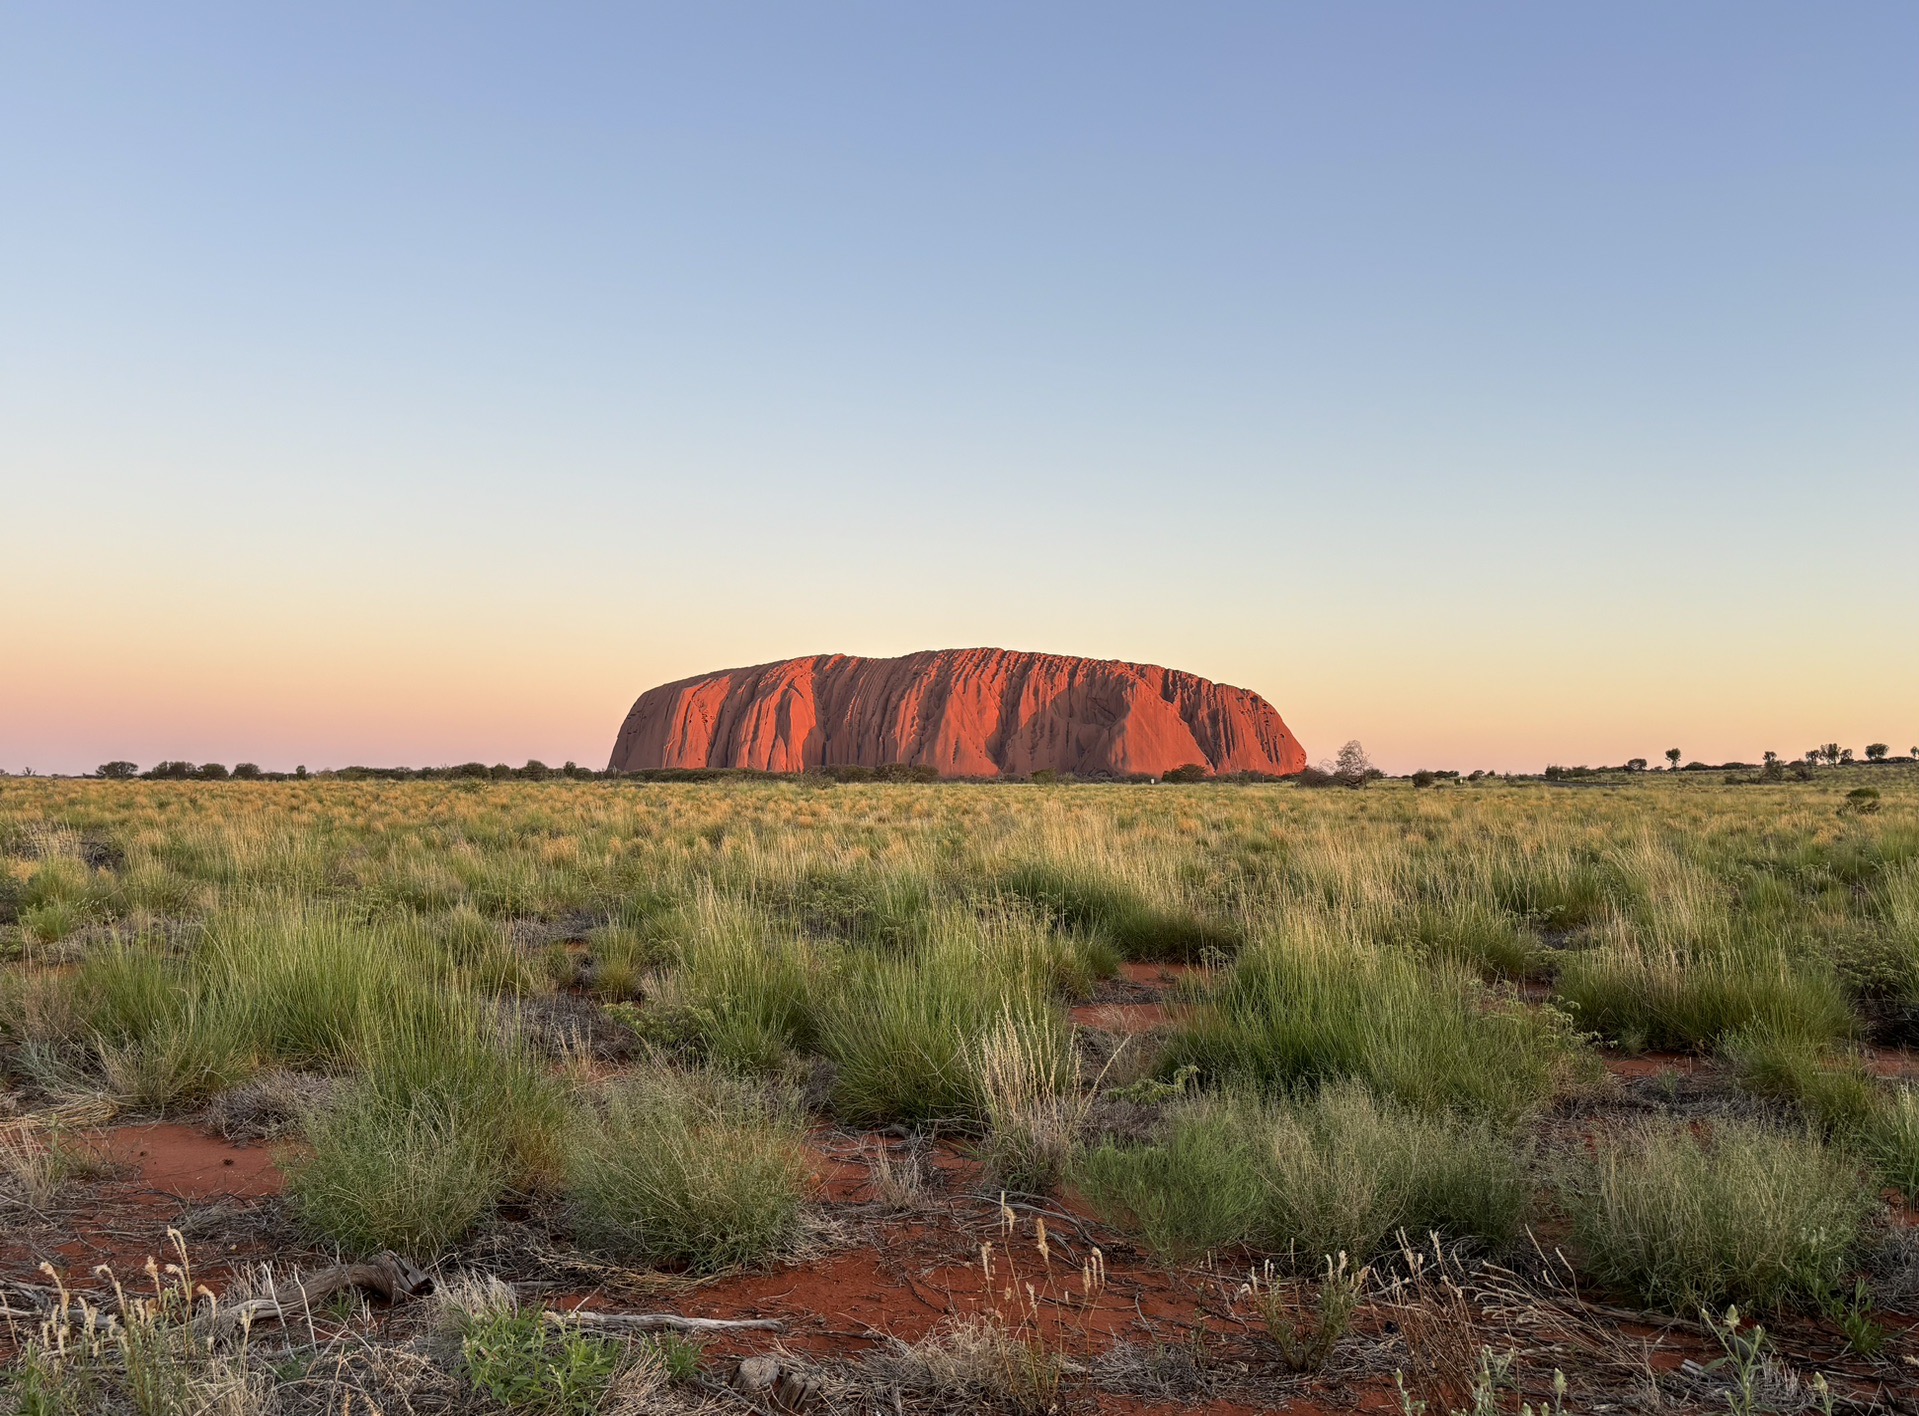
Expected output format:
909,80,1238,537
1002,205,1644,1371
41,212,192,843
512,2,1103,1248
6,551,1912,777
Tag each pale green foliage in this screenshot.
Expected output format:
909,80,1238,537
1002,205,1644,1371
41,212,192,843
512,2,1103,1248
1561,1118,1870,1310
568,1066,809,1271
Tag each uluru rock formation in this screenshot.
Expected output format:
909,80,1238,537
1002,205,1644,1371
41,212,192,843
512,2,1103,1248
607,649,1306,779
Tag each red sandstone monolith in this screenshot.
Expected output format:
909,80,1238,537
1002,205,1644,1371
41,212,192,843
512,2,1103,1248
606,649,1305,779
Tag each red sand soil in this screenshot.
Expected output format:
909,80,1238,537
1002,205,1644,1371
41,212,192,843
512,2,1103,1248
1119,962,1206,987
606,648,1307,779
1598,1051,1713,1080
0,1123,295,1315
1861,1046,1919,1081
1071,1002,1182,1033
84,1122,286,1201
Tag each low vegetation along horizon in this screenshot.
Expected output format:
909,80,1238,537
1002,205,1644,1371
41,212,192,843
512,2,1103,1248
3,768,1918,1413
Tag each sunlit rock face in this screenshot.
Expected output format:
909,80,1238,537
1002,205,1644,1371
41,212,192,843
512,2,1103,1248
607,648,1307,779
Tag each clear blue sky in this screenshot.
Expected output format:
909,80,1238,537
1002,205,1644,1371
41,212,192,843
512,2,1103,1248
4,3,1915,773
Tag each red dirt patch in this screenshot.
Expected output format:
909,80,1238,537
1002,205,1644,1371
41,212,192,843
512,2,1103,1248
1599,1051,1711,1080
1861,1047,1919,1081
85,1122,286,1200
1120,961,1205,988
1070,1001,1179,1033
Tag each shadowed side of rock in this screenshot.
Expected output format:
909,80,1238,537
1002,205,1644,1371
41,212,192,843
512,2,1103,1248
607,649,1306,779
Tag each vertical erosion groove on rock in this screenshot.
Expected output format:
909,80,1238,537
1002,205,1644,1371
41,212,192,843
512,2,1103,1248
606,648,1306,779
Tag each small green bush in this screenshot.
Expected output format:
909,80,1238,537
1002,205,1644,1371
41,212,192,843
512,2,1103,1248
458,1307,621,1415
1163,933,1579,1120
1863,1087,1919,1200
998,861,1240,961
1560,1118,1872,1311
1077,1085,1531,1265
1076,1101,1266,1262
568,1067,808,1272
21,899,84,946
1257,1082,1531,1260
1555,945,1853,1053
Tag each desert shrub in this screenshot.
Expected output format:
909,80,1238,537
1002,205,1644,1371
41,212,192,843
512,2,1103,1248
288,1003,566,1255
568,1066,808,1271
1076,1100,1266,1262
1556,942,1853,1052
1256,1082,1531,1260
662,894,814,1070
997,860,1240,961
817,916,1066,1124
1163,929,1579,1120
1162,764,1210,784
1724,1026,1882,1135
819,763,875,782
1863,1087,1919,1200
457,1305,621,1415
1844,787,1882,815
1560,1118,1872,1311
21,899,84,945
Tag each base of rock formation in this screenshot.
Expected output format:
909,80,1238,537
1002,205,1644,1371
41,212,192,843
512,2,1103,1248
607,649,1305,780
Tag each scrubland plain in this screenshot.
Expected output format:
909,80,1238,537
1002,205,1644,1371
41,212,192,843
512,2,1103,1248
2,772,1917,1414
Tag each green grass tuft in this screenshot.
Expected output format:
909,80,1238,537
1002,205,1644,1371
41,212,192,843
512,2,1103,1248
568,1067,808,1272
1560,1117,1872,1311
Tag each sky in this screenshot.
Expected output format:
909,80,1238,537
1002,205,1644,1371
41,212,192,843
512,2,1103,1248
3,2,1915,776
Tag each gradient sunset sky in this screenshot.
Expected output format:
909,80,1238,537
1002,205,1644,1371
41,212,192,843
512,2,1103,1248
4,3,1915,776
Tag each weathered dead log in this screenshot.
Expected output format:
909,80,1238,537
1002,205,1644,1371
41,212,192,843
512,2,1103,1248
546,1309,783,1334
197,1251,432,1339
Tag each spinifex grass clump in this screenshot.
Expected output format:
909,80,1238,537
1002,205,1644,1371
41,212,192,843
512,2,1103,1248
969,1005,1087,1193
1865,1087,1919,1199
1258,1082,1530,1259
288,1000,567,1256
1078,1083,1530,1264
1724,1025,1882,1134
1560,1117,1872,1311
996,858,1241,961
654,890,815,1071
1162,922,1581,1120
816,909,1069,1124
568,1065,808,1271
1394,898,1540,980
1075,1098,1266,1262
1554,928,1854,1055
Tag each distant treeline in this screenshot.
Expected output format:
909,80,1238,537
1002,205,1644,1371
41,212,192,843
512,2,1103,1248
82,759,1302,786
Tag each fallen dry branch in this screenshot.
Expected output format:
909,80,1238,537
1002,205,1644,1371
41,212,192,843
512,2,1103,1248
197,1251,433,1340
547,1309,783,1334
